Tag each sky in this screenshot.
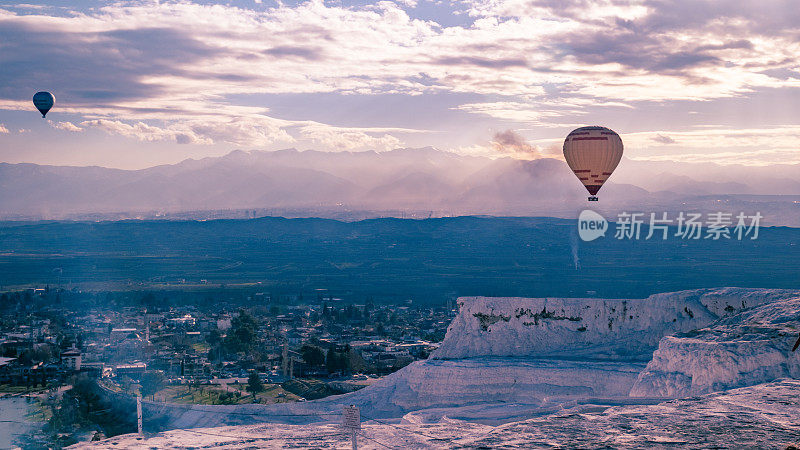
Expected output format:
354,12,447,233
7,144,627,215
0,0,798,169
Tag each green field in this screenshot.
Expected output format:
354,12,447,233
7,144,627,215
150,383,301,405
0,216,798,301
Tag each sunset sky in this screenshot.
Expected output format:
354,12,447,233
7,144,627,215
0,0,798,169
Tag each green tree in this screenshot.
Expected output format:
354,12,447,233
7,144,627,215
140,292,158,308
301,345,325,367
337,352,349,375
224,309,258,353
139,370,167,399
325,349,338,374
325,346,348,375
247,371,263,396
206,329,222,346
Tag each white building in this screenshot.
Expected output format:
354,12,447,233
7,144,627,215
216,317,232,331
110,328,139,342
61,345,82,371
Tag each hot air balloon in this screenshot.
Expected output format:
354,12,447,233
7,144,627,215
32,91,55,118
563,126,623,201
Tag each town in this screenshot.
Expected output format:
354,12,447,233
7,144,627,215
0,286,454,444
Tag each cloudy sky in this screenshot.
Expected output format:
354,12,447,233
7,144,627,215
0,0,798,169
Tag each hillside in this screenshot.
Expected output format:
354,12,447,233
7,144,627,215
70,380,800,449
71,288,800,448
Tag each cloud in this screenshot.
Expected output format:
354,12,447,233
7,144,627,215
79,115,300,147
50,121,83,132
0,0,799,162
455,101,557,123
298,123,403,152
74,112,414,152
652,134,676,144
81,119,212,145
0,23,218,104
2,0,790,109
433,56,528,69
454,100,593,125
0,123,8,134
490,129,540,158
631,148,800,166
625,126,800,165
264,45,325,61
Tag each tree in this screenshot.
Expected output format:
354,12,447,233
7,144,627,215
206,329,222,346
337,352,349,375
224,309,258,353
140,370,167,398
301,345,325,367
325,349,339,374
247,371,263,396
325,345,350,375
140,292,158,308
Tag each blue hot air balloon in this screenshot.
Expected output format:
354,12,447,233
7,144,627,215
33,91,55,118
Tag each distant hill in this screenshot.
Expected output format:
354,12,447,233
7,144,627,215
1,148,799,223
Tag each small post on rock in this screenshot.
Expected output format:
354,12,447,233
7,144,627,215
137,393,143,435
342,404,360,450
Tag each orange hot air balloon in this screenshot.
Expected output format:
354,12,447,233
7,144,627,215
563,126,623,201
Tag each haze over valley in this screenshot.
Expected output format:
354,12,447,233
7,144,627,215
2,147,799,225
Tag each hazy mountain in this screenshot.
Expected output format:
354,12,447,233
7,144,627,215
1,148,799,222
612,158,800,195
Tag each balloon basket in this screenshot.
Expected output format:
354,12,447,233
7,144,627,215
588,197,598,201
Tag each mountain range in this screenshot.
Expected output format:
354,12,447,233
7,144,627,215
1,147,799,223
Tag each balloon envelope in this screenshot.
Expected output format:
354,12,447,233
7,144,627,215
33,91,55,118
562,126,623,197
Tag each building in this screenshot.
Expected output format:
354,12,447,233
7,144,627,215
115,363,147,379
61,345,82,371
0,357,17,383
216,316,232,331
80,362,105,378
167,314,196,329
285,330,303,346
110,328,139,342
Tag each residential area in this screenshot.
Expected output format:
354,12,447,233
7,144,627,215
1,287,452,402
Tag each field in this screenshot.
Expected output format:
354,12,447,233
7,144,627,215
150,383,301,405
0,216,798,302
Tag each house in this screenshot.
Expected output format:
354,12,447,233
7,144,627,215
110,328,139,342
216,316,232,331
114,363,147,379
167,314,196,329
0,357,17,383
61,345,82,371
285,330,303,346
80,362,105,378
